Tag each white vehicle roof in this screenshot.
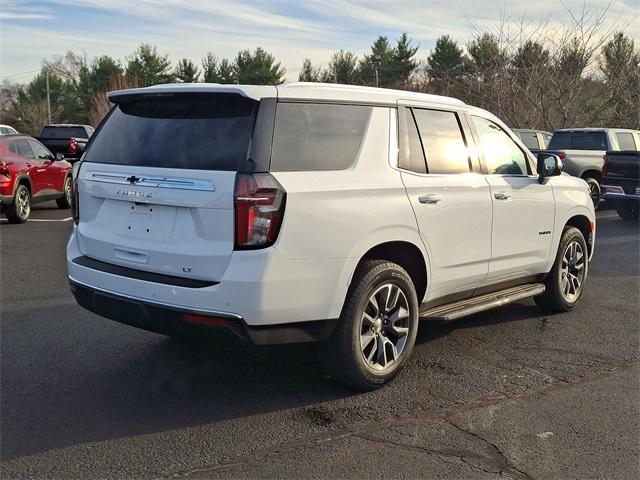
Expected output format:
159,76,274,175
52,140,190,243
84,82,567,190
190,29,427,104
107,82,465,108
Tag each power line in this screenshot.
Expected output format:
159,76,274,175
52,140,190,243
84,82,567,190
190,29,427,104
0,68,41,79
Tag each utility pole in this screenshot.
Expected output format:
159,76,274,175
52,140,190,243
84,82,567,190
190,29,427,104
45,70,52,124
372,55,382,88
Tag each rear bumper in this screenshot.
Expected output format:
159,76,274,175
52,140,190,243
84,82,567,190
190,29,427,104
70,279,336,345
67,225,349,330
601,185,640,202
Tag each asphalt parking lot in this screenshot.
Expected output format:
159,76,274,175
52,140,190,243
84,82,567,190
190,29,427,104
1,204,638,479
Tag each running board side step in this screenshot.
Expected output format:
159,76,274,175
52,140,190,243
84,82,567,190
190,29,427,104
420,283,545,322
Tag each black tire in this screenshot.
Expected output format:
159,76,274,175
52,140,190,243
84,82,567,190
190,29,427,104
318,260,419,391
56,175,72,209
5,184,31,224
616,202,639,221
584,177,601,210
535,226,588,313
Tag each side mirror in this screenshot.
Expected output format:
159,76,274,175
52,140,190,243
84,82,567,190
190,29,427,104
55,152,65,162
537,153,562,183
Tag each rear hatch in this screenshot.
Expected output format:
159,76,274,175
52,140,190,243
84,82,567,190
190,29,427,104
76,92,258,282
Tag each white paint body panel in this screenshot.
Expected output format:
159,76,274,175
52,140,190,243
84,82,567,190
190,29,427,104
68,83,596,328
400,172,492,300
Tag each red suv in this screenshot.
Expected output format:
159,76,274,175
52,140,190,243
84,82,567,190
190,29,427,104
0,134,73,223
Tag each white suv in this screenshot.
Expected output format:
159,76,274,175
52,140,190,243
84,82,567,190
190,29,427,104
67,83,595,390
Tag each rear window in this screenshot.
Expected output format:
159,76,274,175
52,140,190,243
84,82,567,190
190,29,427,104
41,126,88,139
85,94,257,171
548,131,608,150
270,103,371,171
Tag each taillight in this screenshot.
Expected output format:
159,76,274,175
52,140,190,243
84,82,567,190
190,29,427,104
0,161,11,178
234,173,286,249
71,161,82,224
602,155,608,177
557,152,566,160
69,138,78,156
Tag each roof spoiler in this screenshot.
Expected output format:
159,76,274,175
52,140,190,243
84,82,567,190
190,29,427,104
107,84,274,104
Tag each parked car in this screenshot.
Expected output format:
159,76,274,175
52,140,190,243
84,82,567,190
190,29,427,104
540,128,640,207
601,150,640,220
0,124,19,135
67,83,595,390
37,124,94,160
512,128,552,153
0,134,73,223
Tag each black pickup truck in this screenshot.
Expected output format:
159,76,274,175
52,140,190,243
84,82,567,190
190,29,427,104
37,124,94,161
601,150,640,220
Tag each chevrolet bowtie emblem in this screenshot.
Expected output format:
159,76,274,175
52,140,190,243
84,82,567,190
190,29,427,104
126,175,142,184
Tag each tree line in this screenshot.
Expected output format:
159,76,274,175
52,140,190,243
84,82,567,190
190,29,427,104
1,10,638,136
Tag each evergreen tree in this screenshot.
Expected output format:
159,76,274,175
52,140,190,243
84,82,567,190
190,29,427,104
325,50,358,84
125,44,174,86
235,48,285,85
426,35,466,79
391,33,419,84
202,53,235,83
174,58,200,83
298,58,322,82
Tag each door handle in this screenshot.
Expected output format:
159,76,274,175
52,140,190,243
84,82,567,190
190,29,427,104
418,194,442,205
494,191,511,200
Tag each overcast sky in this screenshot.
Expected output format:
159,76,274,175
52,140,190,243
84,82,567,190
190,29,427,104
1,0,638,83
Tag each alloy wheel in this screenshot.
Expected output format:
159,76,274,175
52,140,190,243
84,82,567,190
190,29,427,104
17,188,30,219
65,177,72,205
560,240,586,302
360,283,411,371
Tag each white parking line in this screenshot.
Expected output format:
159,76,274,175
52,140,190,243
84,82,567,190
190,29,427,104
25,217,73,222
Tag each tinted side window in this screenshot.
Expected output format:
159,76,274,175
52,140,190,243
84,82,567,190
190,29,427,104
9,142,19,154
548,131,608,150
17,140,35,159
29,140,52,159
541,132,552,148
519,132,540,149
0,127,9,134
270,103,371,172
472,116,529,175
399,108,426,173
616,132,637,150
413,109,470,174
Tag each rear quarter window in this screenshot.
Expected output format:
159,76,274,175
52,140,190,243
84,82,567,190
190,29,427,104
270,103,372,171
549,131,608,150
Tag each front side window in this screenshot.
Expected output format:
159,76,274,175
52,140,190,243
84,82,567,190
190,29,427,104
616,132,637,151
412,109,470,174
472,116,529,175
270,103,372,172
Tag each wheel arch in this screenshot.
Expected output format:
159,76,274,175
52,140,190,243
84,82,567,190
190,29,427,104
581,169,602,182
565,214,594,257
14,174,31,195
